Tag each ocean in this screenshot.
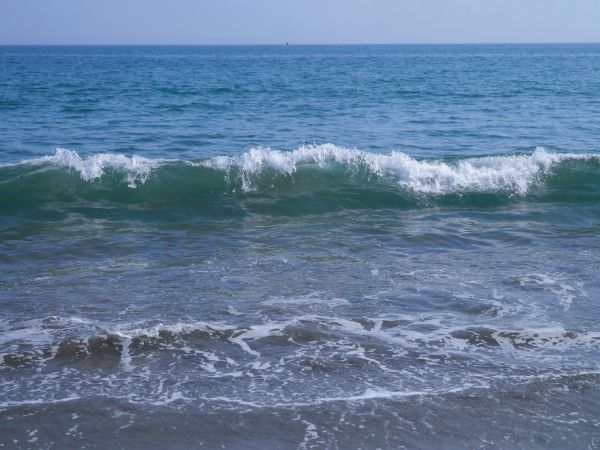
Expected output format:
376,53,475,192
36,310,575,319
1,44,599,449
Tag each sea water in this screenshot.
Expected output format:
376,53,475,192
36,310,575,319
1,45,599,448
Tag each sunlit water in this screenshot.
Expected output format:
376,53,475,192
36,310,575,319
1,45,599,449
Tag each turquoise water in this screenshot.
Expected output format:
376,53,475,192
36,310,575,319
1,45,600,449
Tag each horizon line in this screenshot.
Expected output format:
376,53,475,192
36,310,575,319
1,41,600,47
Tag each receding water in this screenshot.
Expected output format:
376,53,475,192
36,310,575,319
1,45,599,449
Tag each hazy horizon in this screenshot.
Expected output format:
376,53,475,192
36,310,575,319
1,0,600,45
2,42,600,46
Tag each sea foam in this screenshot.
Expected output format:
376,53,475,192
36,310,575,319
202,144,594,194
28,148,166,188
13,145,598,194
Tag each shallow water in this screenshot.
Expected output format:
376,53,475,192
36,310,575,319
1,44,599,449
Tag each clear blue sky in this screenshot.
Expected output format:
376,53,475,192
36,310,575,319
1,0,599,45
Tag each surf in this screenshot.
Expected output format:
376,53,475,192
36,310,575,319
1,145,599,216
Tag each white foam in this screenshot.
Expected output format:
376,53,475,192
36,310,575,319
120,337,133,371
493,327,600,350
299,420,319,449
25,148,165,188
0,394,81,409
262,291,351,308
114,320,231,339
0,316,97,352
228,323,287,357
200,144,598,194
13,145,598,193
204,383,487,409
510,273,585,310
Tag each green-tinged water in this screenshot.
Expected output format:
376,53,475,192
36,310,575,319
1,45,600,449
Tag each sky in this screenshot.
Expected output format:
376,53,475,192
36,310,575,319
1,0,600,45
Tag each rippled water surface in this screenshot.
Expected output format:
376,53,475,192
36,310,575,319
1,45,600,449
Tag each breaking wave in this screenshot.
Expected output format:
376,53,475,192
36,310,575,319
3,315,600,370
1,145,599,214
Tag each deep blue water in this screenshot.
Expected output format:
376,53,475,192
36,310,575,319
1,45,600,449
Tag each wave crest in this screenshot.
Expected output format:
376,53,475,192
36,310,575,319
13,144,596,194
30,147,166,188
1,145,598,215
201,144,592,194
